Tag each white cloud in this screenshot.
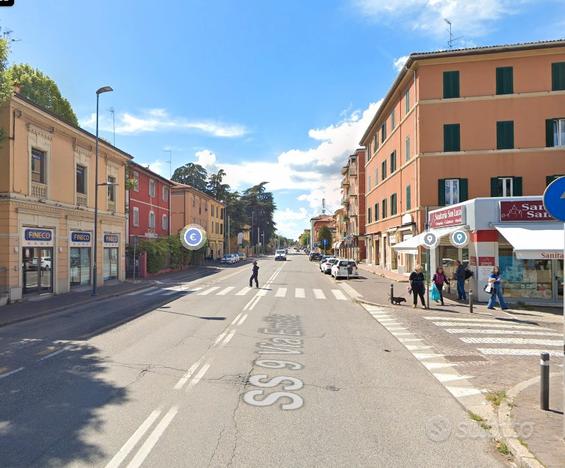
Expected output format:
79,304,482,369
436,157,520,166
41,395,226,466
195,149,218,170
353,0,528,39
80,109,247,138
393,55,409,72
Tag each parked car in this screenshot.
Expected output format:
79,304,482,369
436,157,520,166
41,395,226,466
221,254,237,264
331,260,359,279
320,257,339,274
238,252,247,260
275,249,287,261
309,252,321,261
232,253,240,263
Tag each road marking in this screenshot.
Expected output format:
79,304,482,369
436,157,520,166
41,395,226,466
340,282,362,299
446,386,483,398
105,409,162,468
38,346,70,361
257,288,269,296
461,337,561,346
145,289,162,296
236,286,252,296
174,360,203,390
295,288,305,298
198,286,220,296
331,289,347,301
425,316,520,323
413,353,444,360
445,328,561,336
162,289,178,296
237,314,248,326
217,286,235,296
126,287,156,296
0,367,24,380
186,363,211,391
433,373,473,383
214,331,228,346
248,296,261,311
398,338,424,343
423,362,458,370
275,288,287,298
478,348,564,357
312,288,326,300
127,406,179,468
405,345,433,351
231,313,242,325
431,322,551,330
222,330,236,346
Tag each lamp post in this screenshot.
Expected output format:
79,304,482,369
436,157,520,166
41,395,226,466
92,86,113,296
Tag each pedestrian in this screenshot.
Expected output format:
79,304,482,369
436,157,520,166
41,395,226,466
249,260,259,288
432,267,449,306
486,266,509,310
454,260,467,301
409,264,427,309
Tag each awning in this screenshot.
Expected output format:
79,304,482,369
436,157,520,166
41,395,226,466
495,224,563,260
392,226,462,253
333,241,344,249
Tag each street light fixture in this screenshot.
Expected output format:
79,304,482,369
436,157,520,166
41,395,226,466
92,85,113,296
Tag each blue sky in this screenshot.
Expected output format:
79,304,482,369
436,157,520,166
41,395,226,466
3,0,564,237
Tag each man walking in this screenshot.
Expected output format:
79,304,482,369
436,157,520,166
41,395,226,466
455,260,466,301
249,260,259,288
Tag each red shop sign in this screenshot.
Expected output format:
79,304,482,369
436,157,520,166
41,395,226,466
429,205,465,228
499,200,555,222
478,256,495,266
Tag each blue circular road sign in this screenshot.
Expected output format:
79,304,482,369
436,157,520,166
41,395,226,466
180,224,207,250
543,177,565,222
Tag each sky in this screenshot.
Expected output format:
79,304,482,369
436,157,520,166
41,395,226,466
2,0,564,238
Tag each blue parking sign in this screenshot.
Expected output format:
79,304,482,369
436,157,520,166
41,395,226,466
543,177,565,222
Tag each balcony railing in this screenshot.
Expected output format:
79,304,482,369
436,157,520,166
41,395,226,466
108,200,116,211
31,182,47,199
348,167,357,176
77,193,88,207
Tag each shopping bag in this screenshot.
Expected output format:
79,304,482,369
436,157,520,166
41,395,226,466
483,283,492,294
431,283,440,302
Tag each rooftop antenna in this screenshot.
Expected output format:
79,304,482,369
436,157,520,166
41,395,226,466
163,149,173,178
322,198,326,215
444,18,462,49
108,107,116,146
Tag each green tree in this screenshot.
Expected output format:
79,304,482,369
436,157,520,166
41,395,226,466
9,64,78,126
241,182,276,246
317,226,332,254
299,232,310,247
0,38,12,106
171,162,208,192
207,168,231,201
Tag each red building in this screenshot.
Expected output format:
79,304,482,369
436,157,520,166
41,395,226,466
127,162,173,243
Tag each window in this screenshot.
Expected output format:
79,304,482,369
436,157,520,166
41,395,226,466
405,185,411,210
133,207,139,226
163,186,169,201
547,119,565,147
390,151,397,173
162,214,168,230
374,203,379,221
367,175,371,190
373,133,378,153
405,89,410,114
390,110,395,130
374,168,378,184
552,62,565,91
149,211,155,228
443,71,460,98
367,207,372,224
132,171,139,191
443,124,461,152
382,199,387,218
496,67,513,95
438,178,468,205
390,193,397,216
220,223,223,234
547,175,564,186
497,121,514,150
491,177,522,197
149,179,156,198
405,136,411,162
381,160,387,180
31,148,46,184
76,165,86,194
381,122,387,143
107,176,116,203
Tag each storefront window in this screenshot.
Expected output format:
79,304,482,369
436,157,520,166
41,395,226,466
70,247,91,286
499,247,554,300
440,245,459,279
104,248,118,280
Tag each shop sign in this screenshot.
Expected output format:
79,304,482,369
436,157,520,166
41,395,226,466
516,251,564,260
478,256,495,266
469,256,477,266
104,233,120,247
22,228,54,246
499,200,555,222
429,206,465,228
70,231,91,246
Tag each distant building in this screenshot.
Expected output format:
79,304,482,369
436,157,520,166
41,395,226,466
309,214,335,251
340,148,366,261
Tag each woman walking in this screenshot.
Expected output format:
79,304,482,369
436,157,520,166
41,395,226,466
486,266,509,310
409,265,427,309
432,267,450,306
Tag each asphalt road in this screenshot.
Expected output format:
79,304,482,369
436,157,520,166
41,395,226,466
0,254,503,467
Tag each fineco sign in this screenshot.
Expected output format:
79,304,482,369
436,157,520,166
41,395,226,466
499,200,555,222
22,228,54,247
180,224,207,251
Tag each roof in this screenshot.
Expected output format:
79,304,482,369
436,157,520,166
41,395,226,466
12,93,133,160
360,39,565,144
171,181,225,205
129,160,174,186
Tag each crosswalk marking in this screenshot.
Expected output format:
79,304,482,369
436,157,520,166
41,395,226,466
162,289,179,296
445,328,561,336
295,288,305,298
431,322,551,330
145,289,163,296
198,287,220,296
461,337,561,346
425,316,509,323
313,289,326,300
478,348,564,357
217,286,235,296
236,286,252,296
331,289,347,301
258,288,269,296
275,288,287,298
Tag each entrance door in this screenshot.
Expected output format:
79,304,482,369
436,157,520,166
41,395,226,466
554,260,563,301
23,247,53,294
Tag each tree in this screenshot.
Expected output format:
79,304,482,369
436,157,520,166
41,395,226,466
0,38,12,106
299,232,310,247
317,226,332,254
207,168,231,201
9,64,78,126
171,162,208,192
241,182,276,246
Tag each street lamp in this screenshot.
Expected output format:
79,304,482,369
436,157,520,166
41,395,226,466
92,86,113,296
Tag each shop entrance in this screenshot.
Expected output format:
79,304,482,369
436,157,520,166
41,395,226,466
70,247,91,286
104,247,118,280
23,247,53,294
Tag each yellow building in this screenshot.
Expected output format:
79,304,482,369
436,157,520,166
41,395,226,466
0,94,130,303
170,183,224,259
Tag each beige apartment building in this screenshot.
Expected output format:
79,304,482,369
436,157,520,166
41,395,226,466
170,183,224,259
361,40,565,280
0,94,130,303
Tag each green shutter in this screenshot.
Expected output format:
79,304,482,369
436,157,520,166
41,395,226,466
374,203,379,221
438,179,446,206
368,207,372,224
496,67,513,95
546,119,555,147
497,121,514,149
552,62,565,91
444,124,460,152
459,178,468,202
513,177,523,196
443,71,460,98
490,177,501,196
546,175,553,186
406,185,411,210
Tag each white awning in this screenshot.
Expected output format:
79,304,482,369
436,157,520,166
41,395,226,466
495,224,564,260
392,226,462,253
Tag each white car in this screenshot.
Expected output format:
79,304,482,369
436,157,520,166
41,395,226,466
275,249,287,261
331,260,359,279
232,253,240,263
238,252,247,260
320,257,338,274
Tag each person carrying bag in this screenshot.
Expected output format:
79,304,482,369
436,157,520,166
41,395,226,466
432,267,449,306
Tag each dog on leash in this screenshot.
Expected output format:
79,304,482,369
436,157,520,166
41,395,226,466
391,296,406,305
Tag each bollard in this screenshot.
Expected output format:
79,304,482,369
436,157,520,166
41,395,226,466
469,289,473,313
540,352,550,410
390,283,394,304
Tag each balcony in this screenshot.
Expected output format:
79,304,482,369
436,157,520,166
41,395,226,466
31,182,47,199
348,166,357,177
76,193,88,207
108,200,116,212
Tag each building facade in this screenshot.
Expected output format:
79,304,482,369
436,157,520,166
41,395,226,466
332,208,346,257
170,183,224,259
340,148,366,261
0,94,130,302
127,162,172,244
309,215,335,252
361,40,565,279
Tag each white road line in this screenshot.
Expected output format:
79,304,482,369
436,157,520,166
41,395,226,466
275,287,287,298
217,286,235,296
295,288,305,298
257,288,269,297
433,373,474,383
425,316,519,323
413,353,444,360
461,337,562,346
126,287,156,296
478,348,564,357
145,289,162,296
231,313,242,325
248,296,261,311
423,362,458,370
340,282,362,299
331,289,347,301
214,332,228,346
405,345,433,351
0,367,24,380
399,338,424,343
445,328,561,336
236,286,252,296
162,289,178,296
174,360,203,390
432,322,551,330
446,386,483,398
237,314,248,326
127,406,179,468
38,346,70,361
222,330,236,346
105,409,162,468
312,289,326,300
186,363,211,391
198,287,220,296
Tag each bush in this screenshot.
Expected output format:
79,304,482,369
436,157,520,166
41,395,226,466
138,238,169,273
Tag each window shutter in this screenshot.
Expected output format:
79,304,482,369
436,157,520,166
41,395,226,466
513,177,523,196
406,185,411,210
438,179,446,206
443,71,460,98
497,121,514,150
459,178,468,201
490,177,501,197
496,67,513,95
546,119,555,147
546,175,553,186
552,62,565,91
